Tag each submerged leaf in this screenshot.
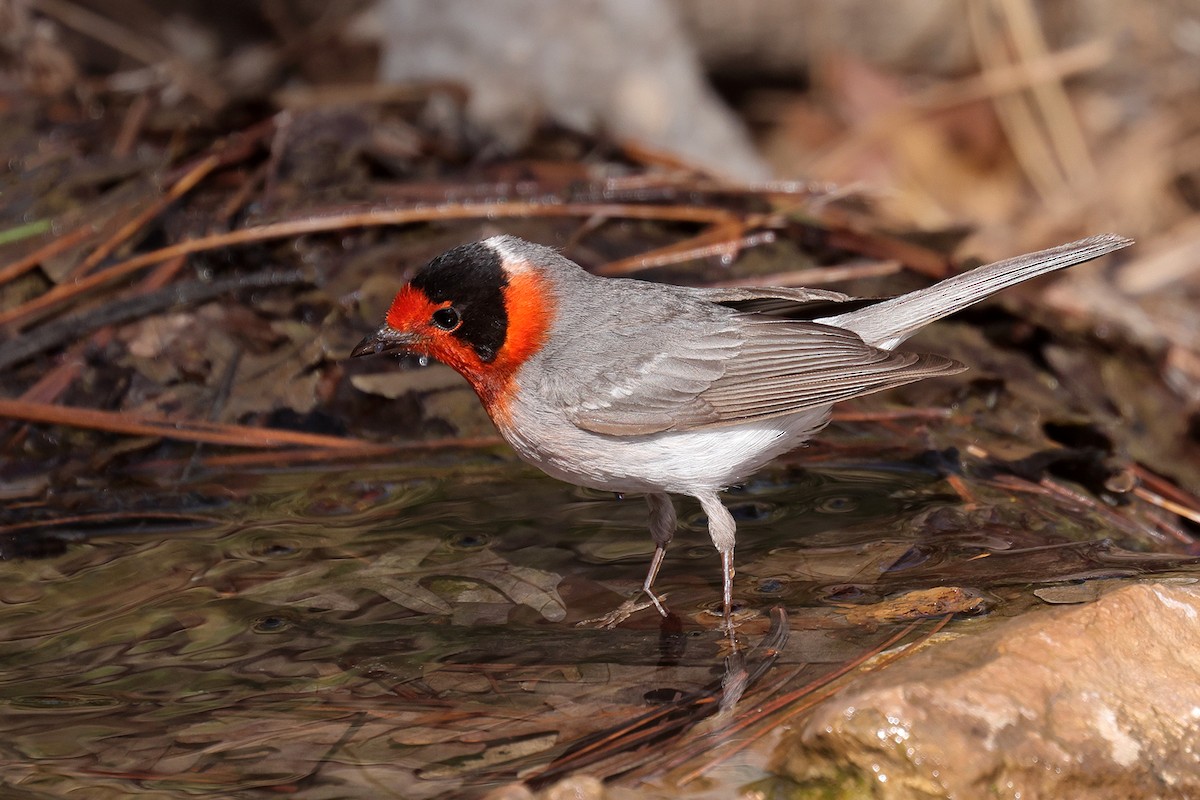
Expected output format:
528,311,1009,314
237,539,565,620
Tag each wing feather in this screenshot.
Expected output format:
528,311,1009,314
560,312,962,436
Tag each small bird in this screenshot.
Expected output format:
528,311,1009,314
352,233,1131,626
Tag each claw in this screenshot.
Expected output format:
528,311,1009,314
576,592,669,629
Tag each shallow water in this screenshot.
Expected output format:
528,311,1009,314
0,451,1194,798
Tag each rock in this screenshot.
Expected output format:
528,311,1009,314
481,775,608,800
363,0,768,181
777,581,1200,799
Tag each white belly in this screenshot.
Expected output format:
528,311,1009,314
498,402,831,496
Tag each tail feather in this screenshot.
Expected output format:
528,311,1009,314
817,234,1133,349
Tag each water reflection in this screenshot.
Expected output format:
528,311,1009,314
0,459,1194,798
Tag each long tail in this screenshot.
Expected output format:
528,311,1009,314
816,233,1133,350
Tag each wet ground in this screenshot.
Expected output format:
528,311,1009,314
2,413,1195,798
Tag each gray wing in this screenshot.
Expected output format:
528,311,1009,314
689,285,852,305
558,316,963,437
673,284,869,319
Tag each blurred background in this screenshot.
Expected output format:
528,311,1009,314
1,0,1197,439
6,0,1199,322
7,0,1194,237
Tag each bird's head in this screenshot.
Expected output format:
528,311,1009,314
351,236,557,415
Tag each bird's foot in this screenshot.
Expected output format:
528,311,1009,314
702,599,755,650
576,592,669,629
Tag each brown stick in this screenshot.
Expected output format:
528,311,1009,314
0,223,97,286
0,398,390,451
67,154,222,279
0,202,736,331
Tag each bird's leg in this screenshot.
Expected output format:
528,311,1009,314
576,492,676,629
640,492,676,616
697,492,737,623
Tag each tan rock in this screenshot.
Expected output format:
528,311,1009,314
778,581,1200,799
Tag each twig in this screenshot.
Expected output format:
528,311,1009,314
1000,0,1098,185
0,122,272,294
676,616,951,785
1134,487,1200,528
128,438,507,471
0,220,53,247
31,0,226,109
1130,464,1200,518
0,511,222,535
968,2,1066,202
112,92,154,158
0,268,309,371
3,253,189,464
0,223,96,285
596,226,774,276
815,33,1111,198
273,81,468,110
0,399,390,451
0,202,736,331
67,154,221,279
524,609,790,789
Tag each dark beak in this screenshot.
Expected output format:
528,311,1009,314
350,325,417,358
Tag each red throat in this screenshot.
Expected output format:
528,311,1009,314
384,269,554,419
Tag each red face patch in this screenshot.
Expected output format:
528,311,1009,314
381,270,555,419
385,285,438,335
384,285,476,375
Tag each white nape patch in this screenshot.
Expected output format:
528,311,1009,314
484,235,535,274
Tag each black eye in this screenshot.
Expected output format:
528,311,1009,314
431,306,461,331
